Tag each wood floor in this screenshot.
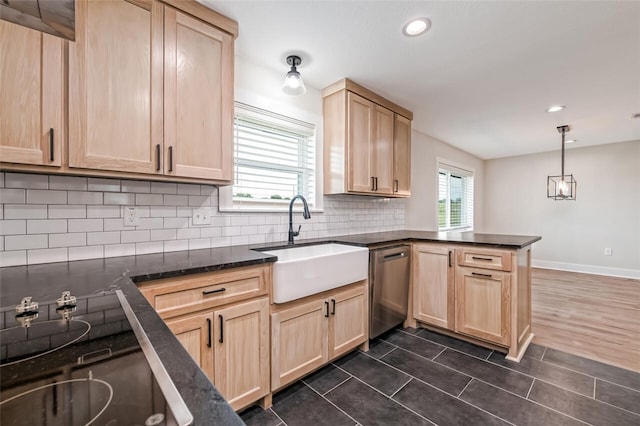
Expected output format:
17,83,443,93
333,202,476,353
531,267,640,372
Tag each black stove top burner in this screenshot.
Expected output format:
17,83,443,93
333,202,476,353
0,291,192,426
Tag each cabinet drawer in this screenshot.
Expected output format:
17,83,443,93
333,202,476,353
457,248,512,272
139,264,270,319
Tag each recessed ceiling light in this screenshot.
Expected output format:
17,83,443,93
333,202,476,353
565,139,576,144
546,105,566,113
402,18,431,37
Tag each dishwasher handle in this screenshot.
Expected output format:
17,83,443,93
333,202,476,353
383,252,406,262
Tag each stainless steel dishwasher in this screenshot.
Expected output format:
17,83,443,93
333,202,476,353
369,245,411,339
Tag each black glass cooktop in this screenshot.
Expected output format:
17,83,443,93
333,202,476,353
0,290,192,426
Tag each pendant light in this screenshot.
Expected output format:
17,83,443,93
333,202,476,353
282,55,306,96
547,125,577,200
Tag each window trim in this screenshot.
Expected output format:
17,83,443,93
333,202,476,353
436,158,474,232
219,102,323,213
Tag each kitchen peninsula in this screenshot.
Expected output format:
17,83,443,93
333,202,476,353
0,231,539,421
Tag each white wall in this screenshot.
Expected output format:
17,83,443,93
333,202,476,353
483,140,640,278
405,130,485,231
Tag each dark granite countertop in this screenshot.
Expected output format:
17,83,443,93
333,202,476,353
0,246,276,426
0,230,540,423
250,230,541,251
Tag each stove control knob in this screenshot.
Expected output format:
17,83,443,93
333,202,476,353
15,296,39,314
57,291,77,307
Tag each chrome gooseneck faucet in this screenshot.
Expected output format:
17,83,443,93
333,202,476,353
288,195,311,244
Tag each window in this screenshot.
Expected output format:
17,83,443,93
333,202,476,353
220,102,317,211
438,162,474,231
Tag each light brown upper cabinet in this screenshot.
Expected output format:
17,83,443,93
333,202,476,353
323,78,412,197
163,7,233,181
0,20,64,167
68,0,235,183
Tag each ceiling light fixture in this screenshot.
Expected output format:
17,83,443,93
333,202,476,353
546,105,566,113
282,55,306,96
402,18,432,37
547,125,577,200
565,139,576,144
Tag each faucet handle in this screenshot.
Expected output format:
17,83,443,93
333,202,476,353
293,224,301,237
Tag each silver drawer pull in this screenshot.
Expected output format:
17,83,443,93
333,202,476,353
471,256,493,261
202,287,226,296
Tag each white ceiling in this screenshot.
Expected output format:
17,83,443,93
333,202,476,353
204,0,640,159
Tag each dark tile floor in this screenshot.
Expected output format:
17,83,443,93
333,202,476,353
240,327,640,426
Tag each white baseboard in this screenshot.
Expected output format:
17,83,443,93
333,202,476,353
532,259,640,280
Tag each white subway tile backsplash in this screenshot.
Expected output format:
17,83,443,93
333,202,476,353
136,193,163,206
136,241,164,255
68,219,103,233
188,195,209,207
28,248,68,264
136,218,164,230
188,238,210,250
150,206,177,217
4,204,47,219
68,191,102,205
87,205,120,218
69,245,104,261
164,217,189,229
121,230,150,243
49,175,87,191
122,180,150,193
0,172,4,188
163,195,188,206
27,219,66,234
1,176,405,266
104,218,128,232
27,189,66,204
104,193,135,205
176,228,200,240
0,250,26,267
87,231,120,245
49,232,86,248
163,239,188,252
5,234,48,250
1,188,26,204
151,182,177,194
104,243,135,258
48,205,86,219
150,229,176,241
5,173,48,189
177,183,201,195
88,178,121,192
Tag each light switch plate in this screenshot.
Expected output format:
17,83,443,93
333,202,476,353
192,207,211,225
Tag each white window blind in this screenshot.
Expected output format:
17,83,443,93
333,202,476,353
438,163,474,231
230,103,316,209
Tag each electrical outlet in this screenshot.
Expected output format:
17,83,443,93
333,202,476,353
192,207,211,225
604,248,613,256
123,206,140,227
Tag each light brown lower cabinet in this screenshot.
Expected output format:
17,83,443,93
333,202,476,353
139,265,270,411
455,266,511,346
270,282,367,391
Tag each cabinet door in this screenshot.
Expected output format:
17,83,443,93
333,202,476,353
412,244,455,330
271,298,328,390
347,92,375,193
166,311,214,382
164,7,233,181
329,284,367,359
393,114,411,196
455,267,511,345
213,298,269,411
0,21,63,166
69,0,163,174
372,105,395,195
